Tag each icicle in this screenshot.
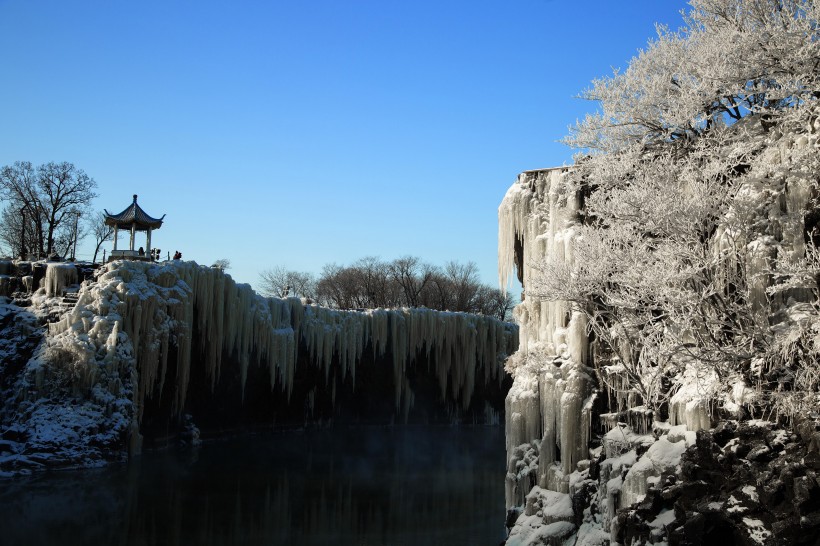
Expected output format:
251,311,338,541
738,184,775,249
500,167,601,509
44,263,78,297
33,259,517,458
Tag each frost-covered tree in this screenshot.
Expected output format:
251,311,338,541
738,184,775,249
565,0,820,154
534,0,820,418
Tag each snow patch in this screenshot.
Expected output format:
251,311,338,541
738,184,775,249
742,518,771,545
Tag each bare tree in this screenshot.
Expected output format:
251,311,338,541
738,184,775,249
473,285,517,322
316,263,363,308
308,256,508,318
0,162,43,259
259,265,317,300
0,161,98,259
211,258,231,271
90,211,114,264
388,256,435,307
352,256,396,308
56,207,89,260
444,260,481,312
0,204,34,258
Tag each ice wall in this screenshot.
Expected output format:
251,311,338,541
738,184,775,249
499,114,820,544
44,263,78,297
499,168,597,505
40,260,516,453
498,168,707,544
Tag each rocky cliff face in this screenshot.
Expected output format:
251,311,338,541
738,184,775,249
499,115,820,545
0,260,517,474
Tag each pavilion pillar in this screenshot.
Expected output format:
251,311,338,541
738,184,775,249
146,228,152,255
113,227,119,251
130,223,136,251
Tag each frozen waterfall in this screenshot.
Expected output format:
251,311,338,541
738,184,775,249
499,168,597,504
34,259,516,454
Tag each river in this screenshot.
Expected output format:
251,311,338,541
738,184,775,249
0,425,507,545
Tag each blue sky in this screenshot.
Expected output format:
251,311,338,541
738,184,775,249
0,0,690,292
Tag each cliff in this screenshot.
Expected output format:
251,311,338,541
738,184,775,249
0,260,517,473
499,110,820,545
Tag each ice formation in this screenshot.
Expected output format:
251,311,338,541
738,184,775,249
498,114,819,543
22,259,516,457
499,168,597,506
43,263,78,297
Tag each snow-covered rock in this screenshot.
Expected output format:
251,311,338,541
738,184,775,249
1,259,518,473
500,105,820,544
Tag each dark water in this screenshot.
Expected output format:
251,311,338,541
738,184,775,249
0,426,507,546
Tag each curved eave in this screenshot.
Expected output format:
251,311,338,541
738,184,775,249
104,208,165,230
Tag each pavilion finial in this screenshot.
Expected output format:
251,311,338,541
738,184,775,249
133,194,138,203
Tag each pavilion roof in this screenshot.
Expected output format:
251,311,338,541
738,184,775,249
104,194,165,230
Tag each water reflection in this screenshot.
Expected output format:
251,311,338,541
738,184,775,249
0,426,506,545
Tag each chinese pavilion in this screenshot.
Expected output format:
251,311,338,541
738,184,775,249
104,194,165,260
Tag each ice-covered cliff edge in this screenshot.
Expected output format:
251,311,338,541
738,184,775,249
499,167,598,507
499,114,820,544
0,260,516,473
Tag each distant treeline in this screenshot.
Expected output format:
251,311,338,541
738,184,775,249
259,256,515,321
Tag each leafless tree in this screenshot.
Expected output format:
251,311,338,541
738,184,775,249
211,258,231,271
259,265,317,300
0,161,98,259
307,256,509,318
388,255,435,307
90,211,114,264
473,284,517,322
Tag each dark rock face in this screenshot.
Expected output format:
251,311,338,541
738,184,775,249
617,421,820,546
0,304,41,423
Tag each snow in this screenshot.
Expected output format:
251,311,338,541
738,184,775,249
524,486,574,522
5,259,518,469
741,485,759,503
723,380,758,416
44,263,78,297
573,523,610,546
742,517,771,545
620,437,687,508
603,423,655,459
506,519,575,546
665,424,696,446
500,168,597,505
649,509,676,529
726,495,747,514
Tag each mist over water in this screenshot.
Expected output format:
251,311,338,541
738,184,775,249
0,426,507,546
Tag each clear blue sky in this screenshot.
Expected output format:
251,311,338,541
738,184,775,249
0,0,690,292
